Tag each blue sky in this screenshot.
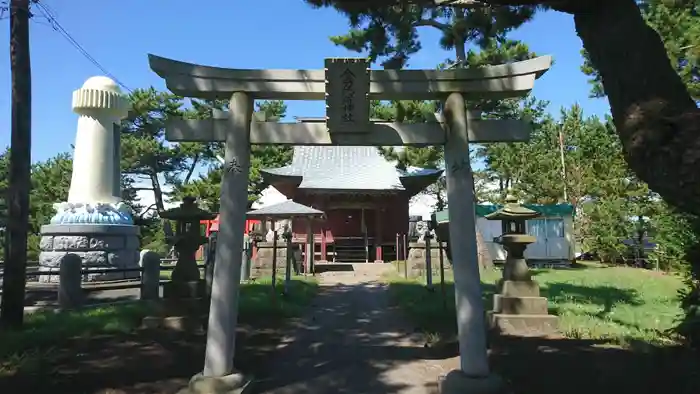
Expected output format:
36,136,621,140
0,0,611,163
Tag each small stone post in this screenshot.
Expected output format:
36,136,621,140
140,250,161,301
58,253,83,309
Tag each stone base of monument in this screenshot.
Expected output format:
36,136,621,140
176,372,252,394
38,224,140,283
488,279,558,336
405,241,451,278
438,370,509,394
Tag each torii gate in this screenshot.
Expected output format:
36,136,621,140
149,54,552,393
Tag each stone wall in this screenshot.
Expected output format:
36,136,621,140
253,241,299,277
39,224,140,283
405,241,451,277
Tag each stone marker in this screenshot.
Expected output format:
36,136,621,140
39,77,140,283
140,250,161,301
58,253,83,309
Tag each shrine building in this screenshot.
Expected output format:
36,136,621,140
261,124,442,263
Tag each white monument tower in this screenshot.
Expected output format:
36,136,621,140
38,76,141,282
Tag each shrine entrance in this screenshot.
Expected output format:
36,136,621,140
149,54,552,392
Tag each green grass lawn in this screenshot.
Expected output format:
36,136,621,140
387,263,684,346
0,276,318,376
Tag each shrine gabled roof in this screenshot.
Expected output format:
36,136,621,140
261,146,442,191
246,200,324,219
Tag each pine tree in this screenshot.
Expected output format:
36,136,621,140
305,0,700,219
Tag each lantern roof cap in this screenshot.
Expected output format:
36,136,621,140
484,195,541,221
159,196,216,221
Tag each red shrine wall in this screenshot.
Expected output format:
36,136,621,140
290,192,409,242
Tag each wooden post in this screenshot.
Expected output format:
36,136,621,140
395,233,400,261
439,241,446,310
306,219,314,275
271,227,278,295
284,226,293,295
375,208,383,263
425,231,434,291
241,234,251,282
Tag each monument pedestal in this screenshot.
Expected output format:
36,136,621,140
489,279,558,336
38,224,140,283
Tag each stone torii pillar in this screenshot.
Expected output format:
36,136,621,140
440,94,504,392
198,93,253,389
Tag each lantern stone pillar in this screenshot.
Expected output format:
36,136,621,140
38,76,140,283
485,196,558,336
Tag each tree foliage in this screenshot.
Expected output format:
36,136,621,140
577,0,700,349
581,0,699,101
169,100,292,210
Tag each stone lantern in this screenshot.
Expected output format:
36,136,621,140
484,195,558,336
160,196,216,299
484,195,540,282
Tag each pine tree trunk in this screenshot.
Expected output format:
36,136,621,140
1,0,32,328
573,0,700,215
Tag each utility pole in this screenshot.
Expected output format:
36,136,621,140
1,0,32,328
558,129,568,203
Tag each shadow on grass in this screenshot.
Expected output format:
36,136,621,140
388,279,699,394
0,277,319,393
488,334,700,394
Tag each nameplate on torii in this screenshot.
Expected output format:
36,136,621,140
324,58,370,134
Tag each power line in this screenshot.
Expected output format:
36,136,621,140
32,1,132,92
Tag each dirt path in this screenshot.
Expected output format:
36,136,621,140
250,264,447,394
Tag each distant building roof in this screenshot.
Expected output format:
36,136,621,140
246,200,325,219
261,146,442,194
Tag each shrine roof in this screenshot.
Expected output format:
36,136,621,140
246,200,324,219
261,146,442,191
